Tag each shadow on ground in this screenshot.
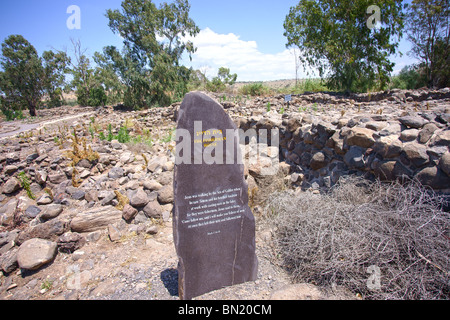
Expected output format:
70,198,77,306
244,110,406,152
160,268,178,297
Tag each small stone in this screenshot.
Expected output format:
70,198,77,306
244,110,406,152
310,152,328,170
1,248,18,274
57,232,86,253
100,191,116,206
35,170,47,185
77,159,91,168
290,173,299,183
418,123,438,144
130,189,149,208
143,201,163,219
108,224,121,242
16,238,58,271
157,185,174,204
122,204,138,221
39,204,63,221
430,130,450,147
86,231,102,242
0,199,18,226
162,161,174,172
147,156,167,173
156,171,173,186
48,173,67,184
2,177,20,194
25,205,42,219
143,180,163,191
108,167,124,179
373,135,403,159
72,250,85,261
85,190,99,202
344,146,365,169
79,170,91,179
70,206,123,233
145,225,158,235
36,194,53,205
365,121,387,131
16,219,67,244
71,190,86,201
26,153,39,163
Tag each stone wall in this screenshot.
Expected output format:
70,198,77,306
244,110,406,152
229,89,450,193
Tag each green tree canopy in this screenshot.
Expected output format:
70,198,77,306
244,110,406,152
284,0,404,93
42,50,71,108
0,34,44,117
105,0,199,108
206,67,238,92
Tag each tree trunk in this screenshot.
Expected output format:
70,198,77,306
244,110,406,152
28,103,37,117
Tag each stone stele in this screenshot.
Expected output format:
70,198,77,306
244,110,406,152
173,91,258,300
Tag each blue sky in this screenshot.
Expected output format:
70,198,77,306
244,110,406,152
0,0,418,81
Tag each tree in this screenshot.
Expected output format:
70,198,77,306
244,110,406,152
42,50,71,108
93,48,126,105
94,45,150,108
68,39,95,107
284,0,404,93
0,34,43,117
406,0,449,88
206,67,237,92
105,0,199,108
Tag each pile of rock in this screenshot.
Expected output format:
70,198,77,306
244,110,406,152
231,89,450,193
0,86,449,289
0,113,176,276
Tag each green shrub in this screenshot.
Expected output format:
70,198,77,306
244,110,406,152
1,108,24,121
116,126,130,143
88,86,107,107
239,83,270,96
18,171,35,199
389,65,427,90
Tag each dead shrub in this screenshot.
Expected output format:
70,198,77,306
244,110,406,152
265,176,450,300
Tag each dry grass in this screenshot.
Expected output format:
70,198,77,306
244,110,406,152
264,176,450,300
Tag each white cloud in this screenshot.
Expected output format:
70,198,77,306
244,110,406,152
183,28,317,82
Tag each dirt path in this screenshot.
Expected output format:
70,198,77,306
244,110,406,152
0,112,95,140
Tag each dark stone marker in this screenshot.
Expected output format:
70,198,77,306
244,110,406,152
173,92,258,300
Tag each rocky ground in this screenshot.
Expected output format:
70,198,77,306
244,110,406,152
0,87,449,300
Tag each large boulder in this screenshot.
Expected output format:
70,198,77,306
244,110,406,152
403,143,429,168
373,135,403,159
416,166,450,190
17,238,58,271
70,206,123,233
16,219,68,245
345,127,375,148
398,116,428,129
439,153,450,176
